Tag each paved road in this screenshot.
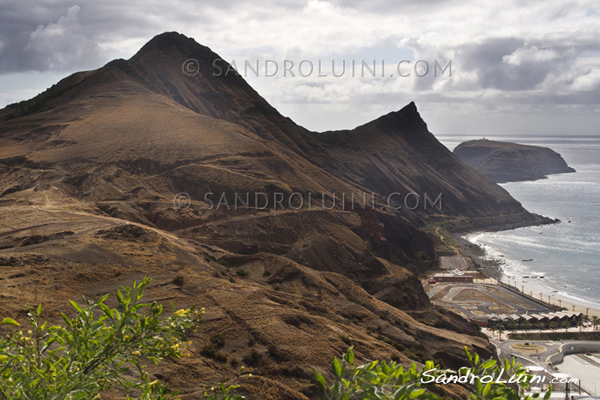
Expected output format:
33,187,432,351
496,339,560,366
493,339,600,395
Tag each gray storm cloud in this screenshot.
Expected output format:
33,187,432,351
0,0,599,134
25,5,103,72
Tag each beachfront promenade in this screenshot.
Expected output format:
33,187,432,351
426,255,600,328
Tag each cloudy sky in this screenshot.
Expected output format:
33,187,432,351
1,0,600,136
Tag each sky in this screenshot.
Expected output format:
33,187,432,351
1,0,600,136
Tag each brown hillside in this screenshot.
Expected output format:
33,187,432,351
0,32,549,399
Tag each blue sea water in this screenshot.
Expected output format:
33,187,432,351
438,135,600,309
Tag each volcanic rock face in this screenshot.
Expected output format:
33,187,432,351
0,32,547,398
454,139,576,183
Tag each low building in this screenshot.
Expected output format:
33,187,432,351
431,272,473,283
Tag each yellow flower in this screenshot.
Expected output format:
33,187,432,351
174,309,189,316
132,350,141,355
149,380,158,386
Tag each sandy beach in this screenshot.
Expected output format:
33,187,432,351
495,262,600,318
461,233,600,319
521,282,600,318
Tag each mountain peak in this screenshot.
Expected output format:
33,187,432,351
131,31,213,62
150,31,189,43
394,101,419,119
361,101,427,133
402,101,417,113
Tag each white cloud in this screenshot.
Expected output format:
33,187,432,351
503,46,560,66
26,5,103,71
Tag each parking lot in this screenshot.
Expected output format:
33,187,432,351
428,283,554,320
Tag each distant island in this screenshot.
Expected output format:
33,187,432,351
453,139,576,183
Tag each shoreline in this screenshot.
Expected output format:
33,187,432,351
454,232,600,318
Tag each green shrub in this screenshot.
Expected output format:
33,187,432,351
0,276,552,400
200,343,228,363
267,343,285,361
210,333,226,348
242,349,261,367
0,278,246,400
0,278,200,399
172,274,185,286
203,383,246,400
313,346,552,400
199,334,227,363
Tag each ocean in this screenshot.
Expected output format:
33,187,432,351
438,135,600,310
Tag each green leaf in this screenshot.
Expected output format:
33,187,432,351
69,299,83,313
116,289,125,306
99,303,114,318
332,357,342,377
382,361,391,375
465,346,472,362
346,346,355,364
1,317,19,326
41,337,56,352
37,303,42,316
61,313,73,326
480,359,496,369
482,382,491,397
409,389,426,399
313,369,327,393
